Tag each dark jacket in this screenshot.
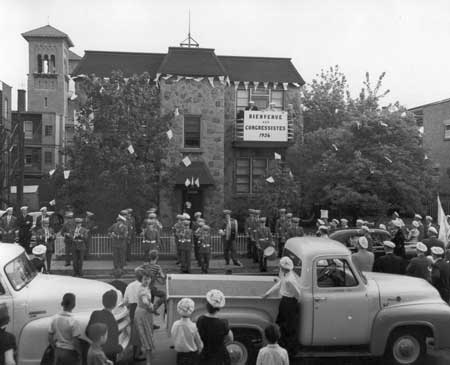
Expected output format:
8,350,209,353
423,237,445,256
17,214,33,242
373,253,405,275
406,255,431,282
431,258,450,302
392,230,406,258
86,309,122,359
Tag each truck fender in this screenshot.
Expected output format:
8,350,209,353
17,316,53,364
220,307,273,337
370,302,450,356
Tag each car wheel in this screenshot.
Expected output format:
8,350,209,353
384,328,426,365
227,332,259,365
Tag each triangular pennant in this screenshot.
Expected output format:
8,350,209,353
292,82,300,87
185,178,191,187
49,169,56,176
263,82,269,90
384,156,393,164
128,144,135,154
274,152,281,160
63,170,71,180
225,76,231,86
266,176,275,183
49,199,56,206
194,77,204,82
176,75,184,82
254,81,260,91
166,129,173,140
191,176,195,186
153,73,161,82
195,178,200,187
208,77,215,88
282,82,288,91
380,121,388,127
289,170,294,179
219,76,225,85
185,76,194,80
182,156,192,167
162,74,173,80
123,78,129,84
332,144,339,151
234,82,240,91
70,93,78,101
425,154,429,160
243,81,249,90
273,82,278,90
174,107,179,117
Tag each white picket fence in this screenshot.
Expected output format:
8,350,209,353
54,234,249,258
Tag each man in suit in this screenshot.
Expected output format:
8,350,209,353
373,241,405,274
108,214,129,277
423,227,445,256
0,207,17,242
431,246,450,303
220,209,242,267
35,217,56,273
406,242,431,282
72,218,89,277
255,217,274,272
18,206,33,254
60,211,76,266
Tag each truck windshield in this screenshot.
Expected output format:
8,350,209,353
4,253,38,291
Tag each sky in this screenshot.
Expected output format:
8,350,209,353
1,0,449,109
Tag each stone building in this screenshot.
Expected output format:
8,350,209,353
74,46,305,225
0,80,12,206
410,98,450,197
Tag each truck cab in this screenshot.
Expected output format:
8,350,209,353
0,242,131,365
167,236,450,365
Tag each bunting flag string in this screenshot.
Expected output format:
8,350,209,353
219,76,225,85
162,74,173,80
282,82,288,91
292,82,300,87
254,81,260,92
263,82,269,90
266,176,275,183
185,76,194,80
63,170,71,180
243,81,249,90
234,82,240,91
185,178,190,187
208,77,215,88
274,152,281,160
176,76,184,82
154,73,161,82
194,77,204,82
225,76,231,86
49,169,56,176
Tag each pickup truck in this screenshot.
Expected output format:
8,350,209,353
0,242,132,365
166,236,450,365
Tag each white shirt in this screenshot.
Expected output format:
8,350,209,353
48,311,81,351
256,344,289,365
124,280,141,305
265,271,301,300
171,317,203,353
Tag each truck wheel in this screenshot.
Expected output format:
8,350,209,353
227,333,259,365
384,328,426,365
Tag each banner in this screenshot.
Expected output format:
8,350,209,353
437,194,450,247
243,110,288,142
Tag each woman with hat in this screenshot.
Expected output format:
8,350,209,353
0,304,16,365
196,289,233,365
262,256,301,354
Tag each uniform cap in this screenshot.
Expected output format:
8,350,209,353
148,213,157,219
176,214,183,219
416,242,427,253
127,208,133,213
75,218,83,223
6,207,13,212
356,219,364,224
391,219,403,228
286,213,293,218
32,244,47,255
40,207,47,212
120,209,129,215
340,218,348,223
279,208,286,213
292,217,300,222
414,214,422,220
332,219,339,225
379,224,387,230
392,211,400,218
20,206,29,211
259,217,267,222
383,241,396,249
412,221,420,228
223,209,232,215
117,214,126,221
426,215,433,221
318,225,329,231
358,236,369,249
182,213,191,220
279,256,294,270
206,289,226,308
194,212,202,217
431,246,444,256
361,225,370,232
65,211,74,217
177,298,195,316
428,227,438,235
317,219,325,225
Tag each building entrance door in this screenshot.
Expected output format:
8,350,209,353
182,187,203,216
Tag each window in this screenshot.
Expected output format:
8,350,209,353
37,54,42,73
184,115,201,148
316,258,358,288
235,158,268,194
44,151,52,164
236,88,285,114
444,123,450,140
271,90,284,110
5,253,37,291
44,125,53,136
250,89,270,110
43,55,49,74
25,154,32,165
236,89,249,114
24,121,33,139
50,55,56,73
44,97,48,108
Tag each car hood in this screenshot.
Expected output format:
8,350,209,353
21,274,117,315
365,272,443,306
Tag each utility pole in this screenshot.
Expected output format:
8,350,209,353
16,110,24,208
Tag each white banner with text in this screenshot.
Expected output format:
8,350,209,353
243,111,288,142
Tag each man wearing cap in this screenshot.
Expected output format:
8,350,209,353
245,209,255,259
183,201,193,225
220,210,242,267
316,225,329,238
430,246,450,302
60,211,76,266
423,216,434,239
255,217,274,272
107,214,129,277
71,218,89,277
407,220,420,243
192,212,203,266
35,206,49,230
31,244,47,273
373,241,405,274
329,219,339,233
340,218,349,229
142,219,161,258
83,211,97,260
360,226,374,251
389,220,406,258
0,207,17,242
355,219,364,229
275,209,289,259
351,237,374,272
35,217,56,272
198,224,212,274
172,214,184,265
423,227,445,256
262,256,301,354
287,217,304,239
17,206,33,254
406,242,431,282
413,214,424,240
179,218,193,273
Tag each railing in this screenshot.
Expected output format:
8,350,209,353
55,233,250,259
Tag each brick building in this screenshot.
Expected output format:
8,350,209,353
410,98,450,197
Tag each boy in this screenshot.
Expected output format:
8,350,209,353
171,298,203,365
142,250,166,316
256,324,289,365
87,323,112,365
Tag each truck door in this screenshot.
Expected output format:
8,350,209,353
0,273,14,333
312,257,370,346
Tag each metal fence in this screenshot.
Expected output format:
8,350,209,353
55,234,249,259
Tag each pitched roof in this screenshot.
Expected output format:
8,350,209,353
218,55,305,84
73,51,166,77
22,25,74,47
68,50,82,60
408,97,450,111
157,47,226,77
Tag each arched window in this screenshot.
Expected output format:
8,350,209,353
50,55,56,73
37,54,42,73
43,55,49,74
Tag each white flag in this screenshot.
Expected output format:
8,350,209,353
282,82,288,91
63,170,70,179
219,76,225,85
254,81,260,91
380,121,388,127
128,144,135,154
174,107,179,117
266,176,275,183
243,81,249,90
194,178,200,187
274,152,281,160
234,82,240,91
182,156,191,167
166,129,173,140
49,199,56,206
176,75,184,82
191,176,195,186
438,195,450,247
384,156,393,164
208,77,215,88
194,77,204,82
49,169,56,176
185,178,191,187
263,82,269,90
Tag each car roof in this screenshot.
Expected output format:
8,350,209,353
0,242,24,267
285,236,350,260
330,228,390,239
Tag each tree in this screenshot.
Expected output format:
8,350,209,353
55,72,172,229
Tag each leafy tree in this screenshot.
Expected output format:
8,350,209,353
55,72,172,229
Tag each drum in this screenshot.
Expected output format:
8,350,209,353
264,246,277,260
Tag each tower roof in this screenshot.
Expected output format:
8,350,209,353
68,50,82,60
22,25,74,47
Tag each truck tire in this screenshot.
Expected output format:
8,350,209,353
384,328,427,365
227,331,260,365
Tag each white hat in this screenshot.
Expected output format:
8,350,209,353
428,227,438,235
426,215,433,221
183,213,191,220
358,236,369,249
32,244,47,256
318,225,329,232
416,242,427,253
206,289,225,309
414,214,422,220
361,225,370,232
177,298,195,316
412,221,420,228
317,219,325,225
279,256,294,270
356,219,364,224
263,246,276,259
393,211,400,218
379,224,387,230
332,219,339,225
431,246,444,256
383,241,396,249
391,219,403,228
39,207,47,212
20,206,28,211
340,218,348,223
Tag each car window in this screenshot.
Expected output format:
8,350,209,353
4,253,37,290
316,258,358,288
0,279,5,295
283,248,302,277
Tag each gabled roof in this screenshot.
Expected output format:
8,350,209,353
68,50,82,60
157,47,226,77
22,25,74,47
218,55,305,84
409,98,450,111
73,51,166,77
